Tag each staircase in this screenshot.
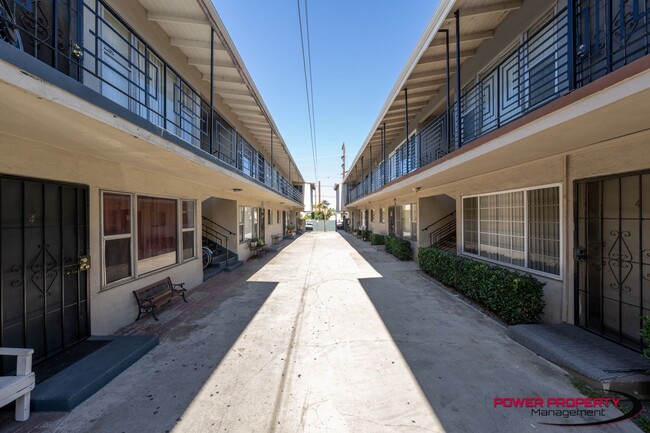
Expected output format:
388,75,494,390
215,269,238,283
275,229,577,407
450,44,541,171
422,211,457,254
202,217,243,275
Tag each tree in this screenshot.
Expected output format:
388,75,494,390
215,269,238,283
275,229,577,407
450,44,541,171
303,200,336,231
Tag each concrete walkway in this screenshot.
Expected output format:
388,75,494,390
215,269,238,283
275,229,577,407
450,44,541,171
25,232,642,432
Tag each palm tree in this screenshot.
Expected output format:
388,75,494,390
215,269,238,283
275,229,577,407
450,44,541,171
303,200,336,231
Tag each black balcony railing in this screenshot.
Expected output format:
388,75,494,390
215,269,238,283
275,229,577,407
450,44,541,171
0,0,303,204
346,1,649,205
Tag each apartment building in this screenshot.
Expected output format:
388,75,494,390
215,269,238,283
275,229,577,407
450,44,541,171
343,0,650,350
0,0,304,370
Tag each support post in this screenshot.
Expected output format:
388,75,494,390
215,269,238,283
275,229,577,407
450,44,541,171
369,145,373,191
567,0,576,90
209,29,215,154
455,10,462,149
441,29,451,151
381,122,386,185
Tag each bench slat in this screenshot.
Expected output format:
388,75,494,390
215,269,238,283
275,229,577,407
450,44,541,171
133,277,187,321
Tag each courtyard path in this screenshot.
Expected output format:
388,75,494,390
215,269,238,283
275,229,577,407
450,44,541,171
39,232,641,432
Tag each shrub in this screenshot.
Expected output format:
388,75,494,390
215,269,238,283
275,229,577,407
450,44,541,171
641,317,650,360
362,230,372,241
385,235,412,261
418,247,545,325
369,233,385,245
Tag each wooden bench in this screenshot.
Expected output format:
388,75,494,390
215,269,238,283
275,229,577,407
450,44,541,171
0,347,35,421
133,277,187,321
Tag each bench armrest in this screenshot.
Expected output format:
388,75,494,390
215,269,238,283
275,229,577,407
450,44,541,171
0,347,33,375
0,348,34,357
172,283,185,290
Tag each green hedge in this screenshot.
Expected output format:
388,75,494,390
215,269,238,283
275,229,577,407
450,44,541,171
362,230,372,241
369,233,385,245
641,317,650,360
385,235,412,261
418,247,545,325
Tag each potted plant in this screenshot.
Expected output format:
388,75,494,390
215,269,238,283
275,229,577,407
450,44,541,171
287,224,295,235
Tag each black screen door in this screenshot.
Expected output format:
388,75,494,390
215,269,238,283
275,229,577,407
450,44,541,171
1,175,90,372
575,171,650,350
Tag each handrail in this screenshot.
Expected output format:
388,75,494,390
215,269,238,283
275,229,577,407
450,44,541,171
202,223,231,266
429,218,456,249
421,211,455,232
203,216,236,236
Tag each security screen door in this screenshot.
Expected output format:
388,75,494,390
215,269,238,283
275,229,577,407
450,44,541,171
0,176,90,373
575,171,650,350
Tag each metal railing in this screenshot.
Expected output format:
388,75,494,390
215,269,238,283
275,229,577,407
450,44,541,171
0,0,303,205
346,2,649,205
202,216,236,266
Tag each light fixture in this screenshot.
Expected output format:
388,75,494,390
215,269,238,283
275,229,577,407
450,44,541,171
412,187,421,193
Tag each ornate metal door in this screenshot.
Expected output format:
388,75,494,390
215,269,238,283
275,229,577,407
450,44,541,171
1,175,89,373
388,206,395,236
575,171,650,350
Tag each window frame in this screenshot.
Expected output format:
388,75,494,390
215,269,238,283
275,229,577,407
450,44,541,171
100,190,197,289
101,191,134,287
461,183,563,280
181,200,196,262
239,205,259,243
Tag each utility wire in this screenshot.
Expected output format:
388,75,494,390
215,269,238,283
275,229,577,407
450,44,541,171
297,0,318,183
304,0,318,177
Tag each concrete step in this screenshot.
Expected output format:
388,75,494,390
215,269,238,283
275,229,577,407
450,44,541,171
31,335,158,411
508,324,650,399
225,260,243,272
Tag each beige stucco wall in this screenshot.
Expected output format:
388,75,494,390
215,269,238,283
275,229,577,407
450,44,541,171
350,128,650,325
0,135,208,334
418,195,456,249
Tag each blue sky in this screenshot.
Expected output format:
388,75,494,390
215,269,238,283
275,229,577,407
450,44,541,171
213,0,440,202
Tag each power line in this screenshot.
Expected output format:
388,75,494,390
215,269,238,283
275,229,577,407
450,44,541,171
296,0,318,183
304,0,318,177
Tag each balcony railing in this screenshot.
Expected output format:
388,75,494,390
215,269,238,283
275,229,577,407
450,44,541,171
0,0,303,204
346,1,649,205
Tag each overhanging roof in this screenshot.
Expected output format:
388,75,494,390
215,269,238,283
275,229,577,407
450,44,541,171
138,0,305,184
344,0,522,184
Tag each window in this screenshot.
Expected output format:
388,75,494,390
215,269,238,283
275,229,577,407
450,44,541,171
379,208,386,223
182,201,195,261
268,209,273,225
137,196,177,274
103,193,133,284
400,204,417,240
462,186,560,276
101,192,196,287
277,210,280,224
370,209,375,223
239,206,259,242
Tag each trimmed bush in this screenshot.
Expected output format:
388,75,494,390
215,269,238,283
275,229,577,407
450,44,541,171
418,247,545,325
385,235,412,261
642,317,650,361
369,233,385,245
362,230,372,241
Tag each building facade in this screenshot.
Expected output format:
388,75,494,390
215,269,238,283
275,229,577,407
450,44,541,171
343,0,650,350
0,0,304,370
